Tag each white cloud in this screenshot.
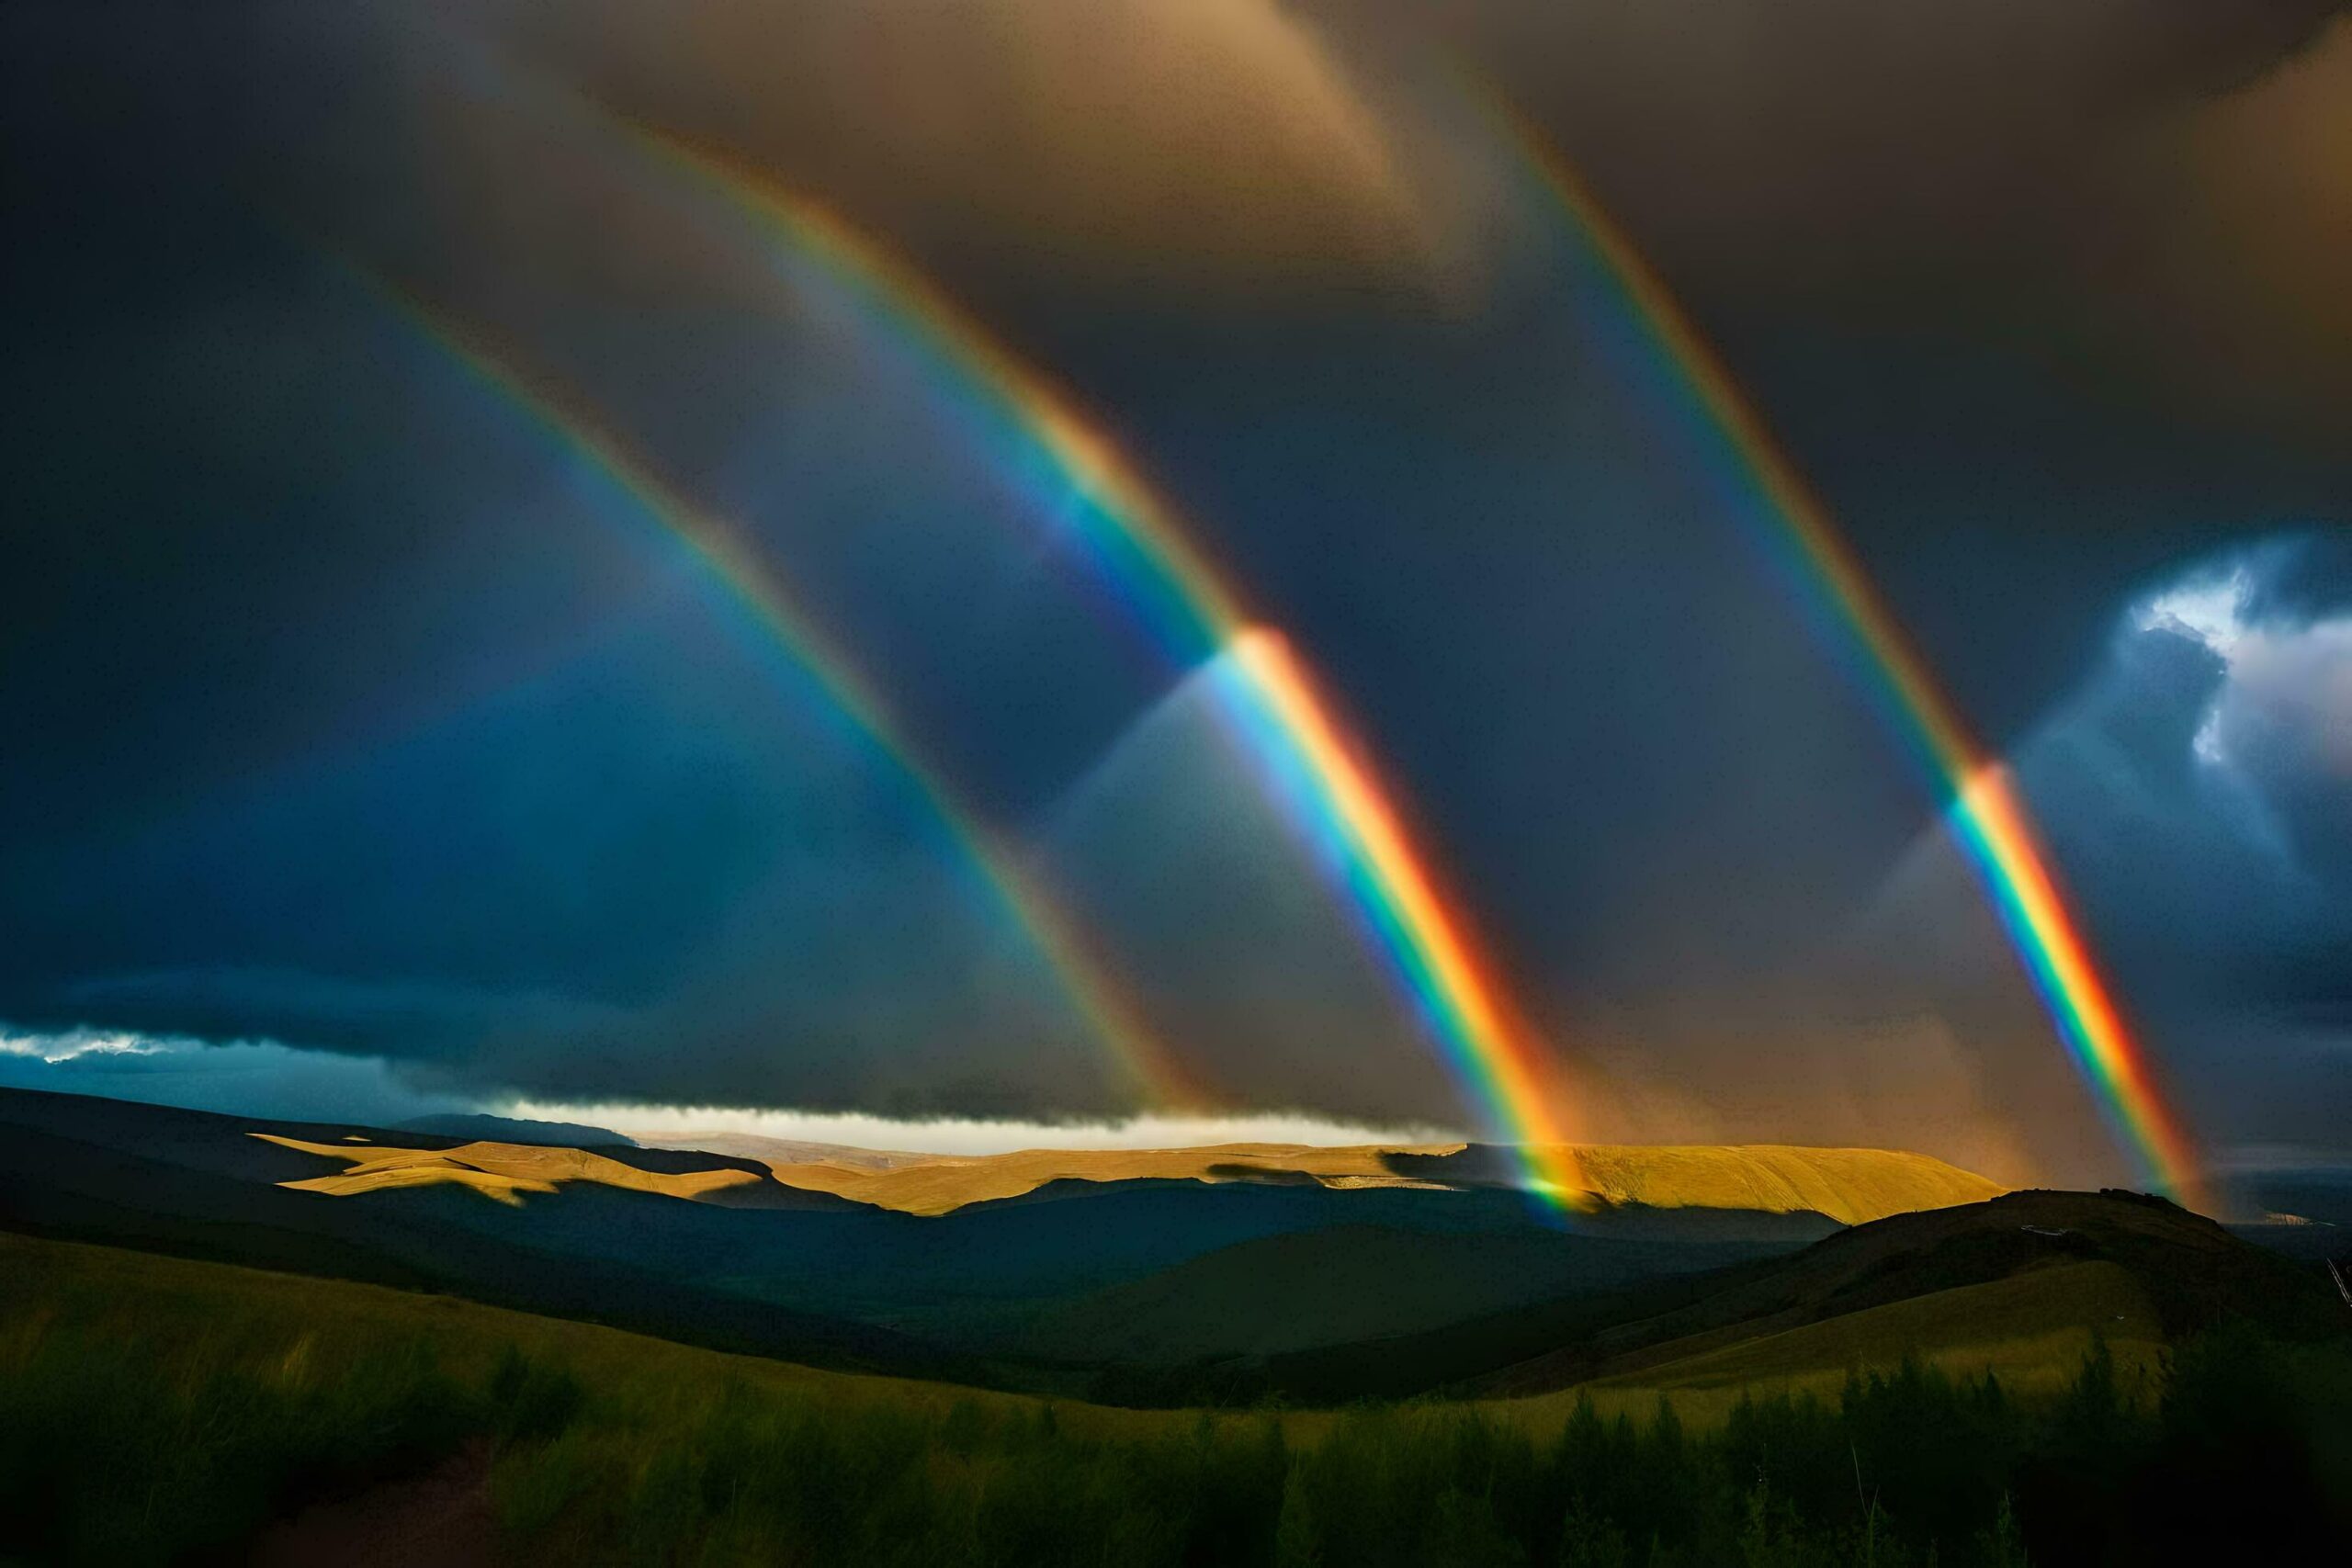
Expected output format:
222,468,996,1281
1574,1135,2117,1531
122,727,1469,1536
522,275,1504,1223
2134,559,2352,773
2225,619,2352,781
0,1020,1456,1152
0,1026,175,1064
503,1099,1458,1156
2138,567,2251,654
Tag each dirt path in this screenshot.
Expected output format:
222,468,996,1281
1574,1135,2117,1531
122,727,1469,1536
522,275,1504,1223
247,1441,500,1567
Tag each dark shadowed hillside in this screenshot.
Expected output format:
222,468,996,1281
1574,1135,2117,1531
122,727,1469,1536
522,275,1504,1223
0,1089,1829,1376
1091,1190,2349,1405
396,1112,638,1147
13,1087,2333,1416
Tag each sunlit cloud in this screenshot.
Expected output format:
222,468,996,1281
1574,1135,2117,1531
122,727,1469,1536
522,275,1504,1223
0,1021,1461,1152
504,1099,1462,1156
2137,553,2352,775
2139,568,2253,655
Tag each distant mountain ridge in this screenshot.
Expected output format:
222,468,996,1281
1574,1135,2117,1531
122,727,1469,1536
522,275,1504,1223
1086,1188,2347,1406
629,1131,934,1172
730,1142,1470,1214
1386,1143,2007,1226
0,1084,2045,1385
721,1139,2005,1223
0,1087,2008,1226
4,1086,2331,1411
396,1112,636,1147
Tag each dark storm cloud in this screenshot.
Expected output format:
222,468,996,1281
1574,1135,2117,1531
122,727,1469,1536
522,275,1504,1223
0,1027,475,1127
471,0,1458,297
2243,535,2352,624
2,0,1170,1116
1351,0,2352,740
1855,540,2352,1176
3,1,2346,1150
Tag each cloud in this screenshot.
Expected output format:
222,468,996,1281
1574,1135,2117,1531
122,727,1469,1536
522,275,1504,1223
0,1017,1456,1152
2140,545,2352,876
479,0,1461,297
1373,0,2352,744
0,1024,475,1125
60,968,634,1060
1858,535,2352,1168
521,1100,1458,1157
2,0,2345,1150
0,1027,170,1065
2158,15,2352,421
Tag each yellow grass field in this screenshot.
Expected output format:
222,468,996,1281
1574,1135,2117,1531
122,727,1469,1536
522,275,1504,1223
248,1128,2007,1233
1487,1259,2165,1436
1565,1144,2007,1226
747,1142,1466,1214
252,1134,766,1205
751,1140,2006,1221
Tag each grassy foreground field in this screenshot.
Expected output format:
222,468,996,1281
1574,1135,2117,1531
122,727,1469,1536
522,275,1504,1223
1585,1262,2164,1397
4,1230,2346,1563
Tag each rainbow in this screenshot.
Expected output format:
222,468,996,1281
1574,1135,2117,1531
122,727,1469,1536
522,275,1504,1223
1484,101,2205,1211
1219,629,1584,1199
321,254,1197,1109
643,132,1589,1202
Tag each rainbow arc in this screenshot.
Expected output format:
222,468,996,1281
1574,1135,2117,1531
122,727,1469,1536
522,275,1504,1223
1480,96,2205,1211
321,252,1197,1108
643,130,1591,1201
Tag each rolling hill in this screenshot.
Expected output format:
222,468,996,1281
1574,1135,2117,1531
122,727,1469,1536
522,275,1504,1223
1559,1142,2004,1224
724,1141,1469,1213
6,1080,2345,1565
253,1133,770,1205
637,1133,2005,1221
1573,1258,2159,1397
1104,1186,2347,1407
1012,1213,1829,1363
21,1083,2265,1394
0,1084,2008,1226
11,1218,2345,1565
395,1111,637,1146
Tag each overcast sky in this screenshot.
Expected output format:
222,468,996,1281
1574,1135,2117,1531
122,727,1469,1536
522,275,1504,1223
5,1,2346,1188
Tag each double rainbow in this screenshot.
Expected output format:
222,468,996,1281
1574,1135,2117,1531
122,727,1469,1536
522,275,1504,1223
646,133,1589,1201
1486,101,2205,1211
322,252,1195,1109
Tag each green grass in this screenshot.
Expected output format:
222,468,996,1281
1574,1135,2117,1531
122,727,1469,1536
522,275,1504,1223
1586,1260,2165,1397
1461,1261,2164,1443
0,1247,481,1561
4,1230,2346,1564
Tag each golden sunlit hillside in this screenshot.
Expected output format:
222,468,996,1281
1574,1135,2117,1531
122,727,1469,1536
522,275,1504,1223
250,1134,765,1206
746,1140,2004,1222
1564,1143,2008,1225
745,1142,1465,1214
249,1128,2007,1224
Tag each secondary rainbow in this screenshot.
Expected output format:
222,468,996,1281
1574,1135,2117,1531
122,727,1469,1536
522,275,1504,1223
1483,98,2205,1211
321,253,1195,1109
642,130,1589,1202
